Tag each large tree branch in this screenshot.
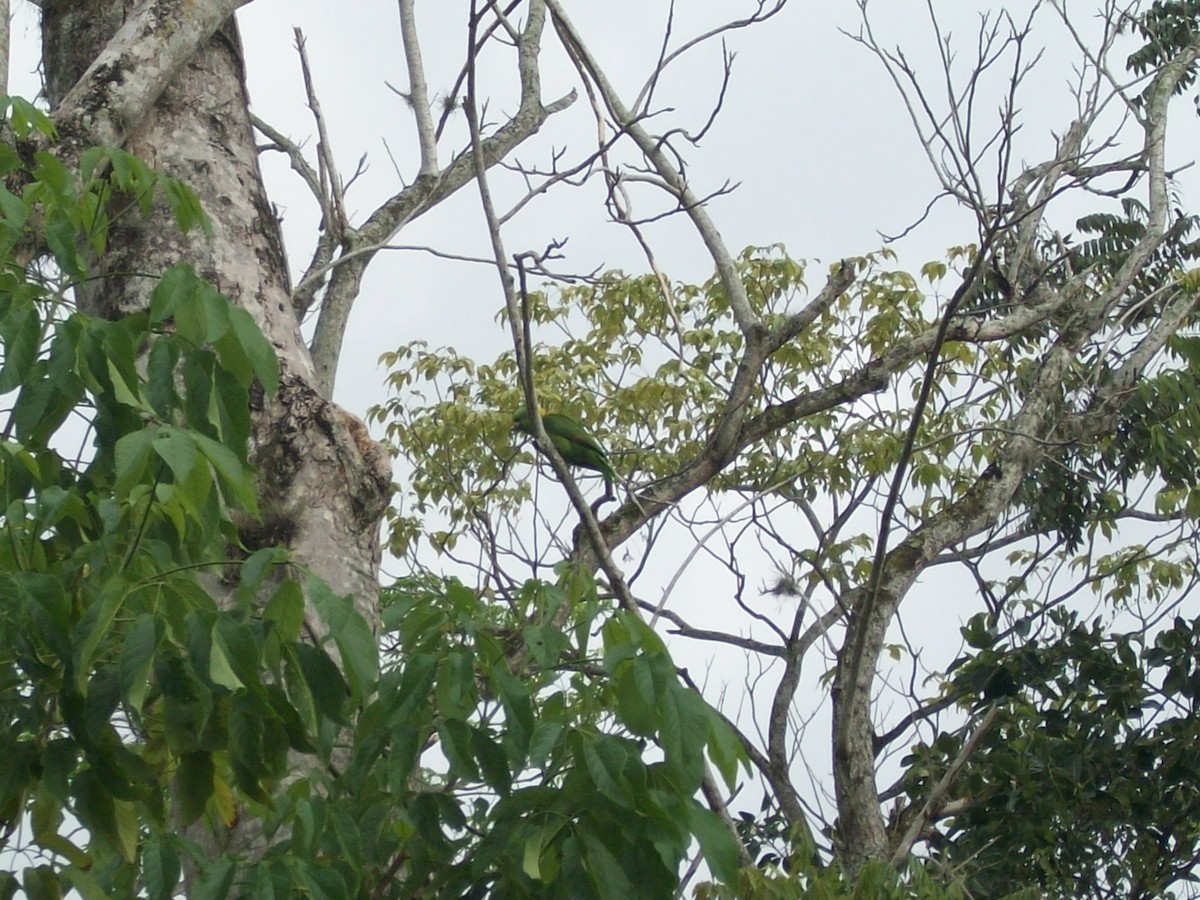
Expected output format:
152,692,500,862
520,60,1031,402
589,254,1075,563
52,0,251,148
832,330,1077,867
305,1,575,396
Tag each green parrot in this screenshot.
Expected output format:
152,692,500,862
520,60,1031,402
513,407,617,486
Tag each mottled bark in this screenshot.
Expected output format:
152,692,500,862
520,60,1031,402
0,0,9,95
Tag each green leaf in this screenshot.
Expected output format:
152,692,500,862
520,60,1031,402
60,868,106,900
142,835,181,900
145,336,181,416
190,855,236,900
22,866,62,900
119,613,161,713
522,623,569,668
213,615,262,695
614,659,657,738
175,751,214,825
490,668,535,762
150,264,199,325
153,427,198,484
237,546,289,606
308,575,378,700
33,834,89,872
581,737,631,807
435,647,477,719
437,718,481,781
114,428,156,497
328,807,363,876
33,151,73,202
72,770,122,857
193,432,258,512
163,175,210,235
0,741,35,815
158,653,213,755
43,214,83,280
264,578,305,642
520,818,568,885
208,622,246,692
113,796,139,862
228,305,279,396
75,582,128,682
0,143,25,179
705,705,746,791
298,862,348,900
472,727,512,796
687,802,740,885
578,829,636,900
527,721,564,769
282,650,320,737
9,97,56,139
228,694,285,802
657,682,707,788
174,278,213,347
292,642,348,724
0,301,40,393
199,283,233,343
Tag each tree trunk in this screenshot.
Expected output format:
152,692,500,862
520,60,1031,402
41,0,391,857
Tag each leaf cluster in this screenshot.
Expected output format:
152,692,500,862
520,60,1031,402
0,111,385,899
375,246,1007,559
906,609,1200,898
291,570,750,898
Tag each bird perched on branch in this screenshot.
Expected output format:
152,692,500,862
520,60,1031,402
512,407,616,489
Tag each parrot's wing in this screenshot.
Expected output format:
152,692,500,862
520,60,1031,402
543,414,606,456
529,413,617,484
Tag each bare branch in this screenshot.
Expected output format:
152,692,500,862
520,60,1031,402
546,0,758,335
305,0,576,396
398,0,440,177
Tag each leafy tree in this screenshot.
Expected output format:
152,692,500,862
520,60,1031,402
906,609,1200,898
0,103,746,898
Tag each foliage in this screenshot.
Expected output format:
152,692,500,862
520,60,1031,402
377,236,1200,895
0,102,355,897
0,106,370,897
907,609,1200,898
695,854,977,900
0,104,750,897
374,245,1002,562
309,570,747,898
1013,197,1200,550
1126,0,1200,98
235,1,1200,895
692,815,999,900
